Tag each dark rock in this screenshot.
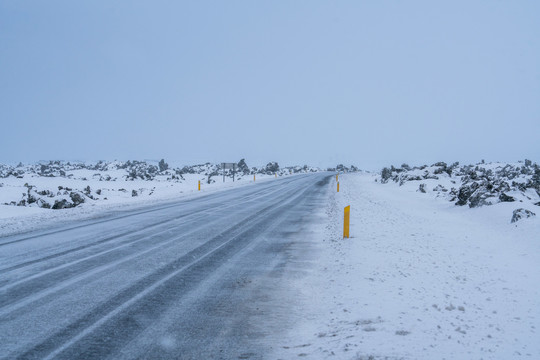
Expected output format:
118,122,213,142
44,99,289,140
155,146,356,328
237,159,250,175
265,162,280,174
69,192,85,206
456,183,479,206
52,199,70,209
398,175,422,186
448,188,458,201
418,184,427,193
495,181,511,193
381,167,392,183
422,171,439,180
532,166,540,189
499,193,515,202
158,159,169,172
468,189,493,208
132,190,138,197
511,208,536,223
512,181,527,192
27,194,37,204
37,199,51,208
433,184,448,192
432,162,447,167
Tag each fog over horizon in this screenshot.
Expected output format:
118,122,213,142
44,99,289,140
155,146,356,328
2,1,539,171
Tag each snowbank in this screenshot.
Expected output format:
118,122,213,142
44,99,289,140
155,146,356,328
273,172,539,359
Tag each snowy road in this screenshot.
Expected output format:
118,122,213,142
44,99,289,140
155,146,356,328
0,173,331,359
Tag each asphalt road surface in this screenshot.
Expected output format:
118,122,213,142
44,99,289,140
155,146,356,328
0,173,331,359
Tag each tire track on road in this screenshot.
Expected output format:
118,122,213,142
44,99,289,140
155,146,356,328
13,179,319,360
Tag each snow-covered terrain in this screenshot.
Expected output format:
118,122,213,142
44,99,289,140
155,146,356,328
378,160,540,223
0,160,347,237
2,159,538,358
271,171,539,359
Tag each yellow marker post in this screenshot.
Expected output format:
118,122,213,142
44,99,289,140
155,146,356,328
198,180,201,191
337,182,340,192
343,205,350,238
336,173,338,181
254,174,256,181
275,173,277,178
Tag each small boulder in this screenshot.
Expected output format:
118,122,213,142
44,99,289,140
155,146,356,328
499,193,515,202
52,199,70,210
469,190,493,208
456,183,479,206
38,199,51,209
433,184,448,192
69,192,85,206
511,208,536,223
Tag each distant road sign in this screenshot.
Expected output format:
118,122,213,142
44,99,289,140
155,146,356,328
221,162,237,182
221,163,236,170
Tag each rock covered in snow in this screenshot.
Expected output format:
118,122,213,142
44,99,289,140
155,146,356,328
499,193,515,202
377,160,540,220
511,208,536,223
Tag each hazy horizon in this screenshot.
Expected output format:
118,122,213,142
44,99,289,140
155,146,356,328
2,1,539,170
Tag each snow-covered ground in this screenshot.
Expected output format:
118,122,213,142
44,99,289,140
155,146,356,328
0,169,290,238
378,161,540,216
273,172,539,359
2,161,538,358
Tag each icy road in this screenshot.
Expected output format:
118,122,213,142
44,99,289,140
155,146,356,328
0,173,331,359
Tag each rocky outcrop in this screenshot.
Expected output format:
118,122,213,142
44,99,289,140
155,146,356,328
511,209,536,223
378,160,540,219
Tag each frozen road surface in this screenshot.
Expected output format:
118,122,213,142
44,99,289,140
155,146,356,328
0,173,331,359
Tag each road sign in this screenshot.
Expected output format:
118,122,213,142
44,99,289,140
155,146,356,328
222,163,236,170
221,163,237,182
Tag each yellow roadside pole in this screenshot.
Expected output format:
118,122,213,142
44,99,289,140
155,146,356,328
337,182,340,192
343,205,350,238
198,180,201,191
254,174,256,181
275,173,277,178
336,173,338,181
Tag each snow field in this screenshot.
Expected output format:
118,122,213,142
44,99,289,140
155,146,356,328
273,172,539,359
0,172,287,238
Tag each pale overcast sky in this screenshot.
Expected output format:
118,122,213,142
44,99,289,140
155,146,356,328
1,1,539,170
